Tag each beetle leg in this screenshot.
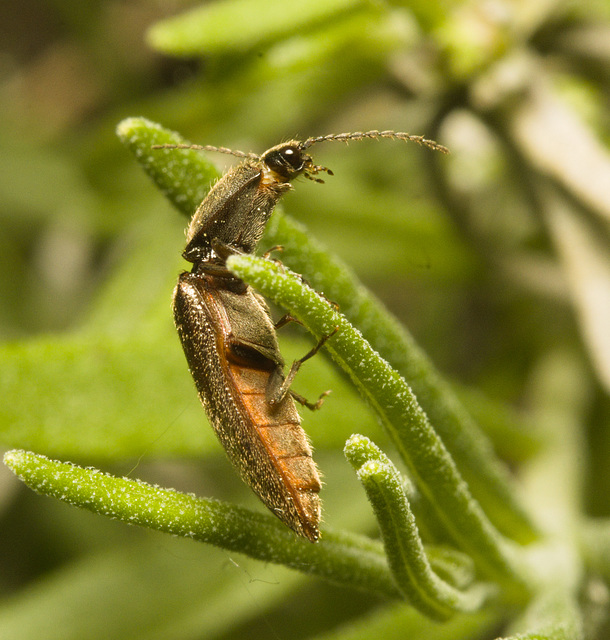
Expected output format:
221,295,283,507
211,237,243,260
274,314,302,330
290,389,331,411
262,245,284,260
267,328,338,410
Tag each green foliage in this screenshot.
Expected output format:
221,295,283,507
2,1,610,639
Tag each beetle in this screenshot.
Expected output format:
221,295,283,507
155,131,448,542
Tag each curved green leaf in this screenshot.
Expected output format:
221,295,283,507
264,211,540,545
116,117,219,216
345,434,495,620
226,253,531,594
4,449,400,598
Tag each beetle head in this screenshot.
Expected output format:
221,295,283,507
261,142,333,184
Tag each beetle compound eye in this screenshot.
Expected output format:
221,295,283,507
262,144,308,181
278,146,304,170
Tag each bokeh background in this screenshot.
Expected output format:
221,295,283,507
1,1,610,639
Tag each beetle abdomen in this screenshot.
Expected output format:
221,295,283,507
228,362,321,541
173,272,321,541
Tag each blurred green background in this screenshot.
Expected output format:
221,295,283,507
1,1,610,638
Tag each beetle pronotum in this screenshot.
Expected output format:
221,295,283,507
154,131,448,542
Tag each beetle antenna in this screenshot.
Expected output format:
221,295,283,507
300,130,449,154
152,143,260,160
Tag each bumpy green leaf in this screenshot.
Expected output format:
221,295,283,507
345,434,494,620
4,449,400,598
116,117,219,216
226,253,531,593
264,212,540,545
